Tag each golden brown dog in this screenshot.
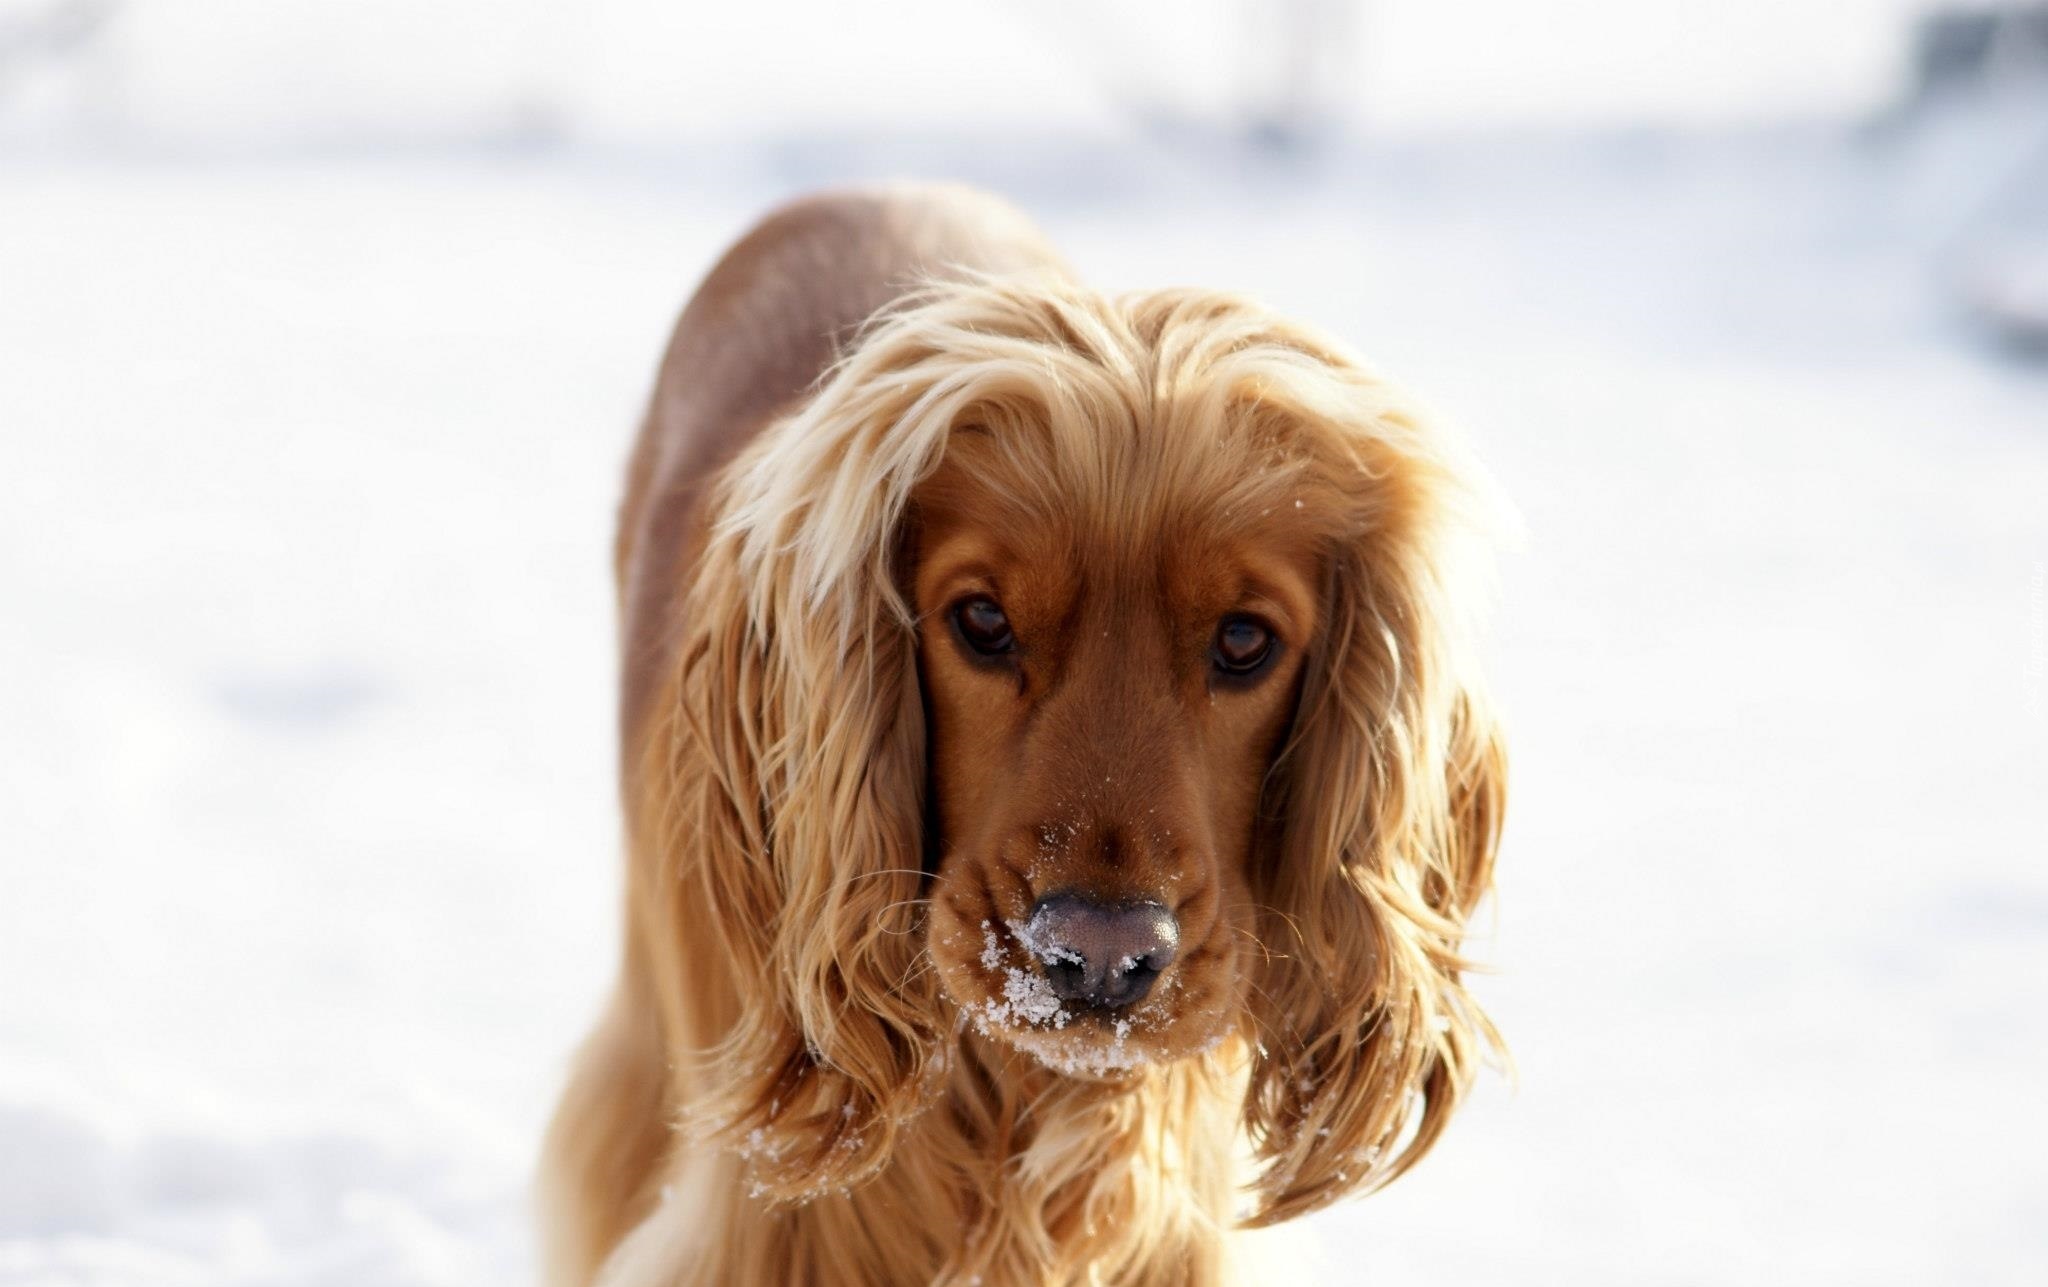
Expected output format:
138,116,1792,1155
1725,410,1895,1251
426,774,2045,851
541,184,1506,1286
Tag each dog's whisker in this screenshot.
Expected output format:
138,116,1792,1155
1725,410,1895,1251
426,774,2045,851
846,868,933,883
872,896,933,925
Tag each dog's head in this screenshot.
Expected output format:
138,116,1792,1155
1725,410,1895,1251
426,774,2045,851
654,277,1504,1220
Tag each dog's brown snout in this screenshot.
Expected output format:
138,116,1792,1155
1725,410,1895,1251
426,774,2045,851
1024,893,1179,1009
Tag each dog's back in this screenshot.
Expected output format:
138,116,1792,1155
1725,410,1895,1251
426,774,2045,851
546,184,1062,1287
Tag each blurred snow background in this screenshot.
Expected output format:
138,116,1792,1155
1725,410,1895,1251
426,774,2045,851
2,1,2045,1283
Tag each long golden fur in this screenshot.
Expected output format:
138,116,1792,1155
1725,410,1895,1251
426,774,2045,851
541,184,1507,1286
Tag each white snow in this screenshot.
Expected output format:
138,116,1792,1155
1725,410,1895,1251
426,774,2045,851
1007,914,1083,969
3,114,2046,1285
990,969,1068,1031
0,0,1917,150
975,920,1072,1031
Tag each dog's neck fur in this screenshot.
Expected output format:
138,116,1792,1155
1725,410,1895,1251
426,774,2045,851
586,1028,1243,1287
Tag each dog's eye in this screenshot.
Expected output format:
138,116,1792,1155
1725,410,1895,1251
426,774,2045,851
1212,615,1275,676
952,596,1016,657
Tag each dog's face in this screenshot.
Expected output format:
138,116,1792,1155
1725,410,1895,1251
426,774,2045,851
914,430,1328,1074
676,281,1502,1211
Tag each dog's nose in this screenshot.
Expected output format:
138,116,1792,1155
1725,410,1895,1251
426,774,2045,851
1022,893,1180,1009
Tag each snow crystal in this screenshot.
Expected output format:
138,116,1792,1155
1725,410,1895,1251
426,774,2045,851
1008,915,1083,967
991,967,1066,1029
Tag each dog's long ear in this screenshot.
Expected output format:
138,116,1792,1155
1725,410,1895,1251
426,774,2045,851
630,287,1022,1202
1237,356,1507,1226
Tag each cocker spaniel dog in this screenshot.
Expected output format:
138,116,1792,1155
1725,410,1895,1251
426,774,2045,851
541,184,1506,1287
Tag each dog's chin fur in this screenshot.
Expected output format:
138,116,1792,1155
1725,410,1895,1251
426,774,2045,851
539,184,1507,1287
956,988,1236,1083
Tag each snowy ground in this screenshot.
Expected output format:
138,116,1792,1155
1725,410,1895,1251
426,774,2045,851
2,123,2045,1285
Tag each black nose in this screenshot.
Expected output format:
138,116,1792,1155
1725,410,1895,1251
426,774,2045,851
1022,893,1180,1009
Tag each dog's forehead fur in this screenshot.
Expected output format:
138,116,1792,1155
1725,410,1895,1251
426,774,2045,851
909,417,1335,655
893,296,1376,661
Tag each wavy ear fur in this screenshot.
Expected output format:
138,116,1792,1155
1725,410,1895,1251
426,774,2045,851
632,275,1095,1201
1236,350,1508,1225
